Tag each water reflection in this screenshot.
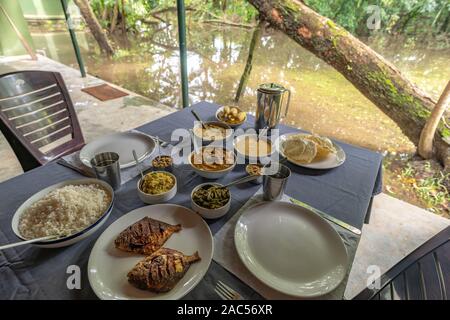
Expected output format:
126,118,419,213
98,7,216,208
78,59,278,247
30,23,450,153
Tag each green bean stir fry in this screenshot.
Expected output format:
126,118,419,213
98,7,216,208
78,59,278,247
193,184,230,209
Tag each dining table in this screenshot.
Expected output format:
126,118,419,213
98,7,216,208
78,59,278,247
0,101,383,300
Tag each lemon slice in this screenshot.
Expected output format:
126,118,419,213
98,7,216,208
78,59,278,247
304,135,337,160
283,137,317,163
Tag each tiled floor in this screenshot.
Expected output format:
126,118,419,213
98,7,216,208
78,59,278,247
1,55,448,300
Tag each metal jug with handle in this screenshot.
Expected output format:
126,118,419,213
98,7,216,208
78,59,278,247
255,83,291,130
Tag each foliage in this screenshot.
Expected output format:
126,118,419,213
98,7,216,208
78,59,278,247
88,0,449,38
400,161,449,214
305,0,450,36
90,0,257,32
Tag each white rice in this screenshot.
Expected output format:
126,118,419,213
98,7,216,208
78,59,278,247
18,184,111,239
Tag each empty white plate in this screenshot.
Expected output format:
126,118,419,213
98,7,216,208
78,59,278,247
79,131,156,169
234,201,348,298
275,133,346,169
88,204,213,300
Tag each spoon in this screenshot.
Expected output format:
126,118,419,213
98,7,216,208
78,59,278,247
191,110,207,129
222,174,260,188
132,149,144,189
258,126,269,139
156,136,161,157
0,234,65,251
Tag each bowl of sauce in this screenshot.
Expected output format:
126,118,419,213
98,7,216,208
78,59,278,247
234,134,274,162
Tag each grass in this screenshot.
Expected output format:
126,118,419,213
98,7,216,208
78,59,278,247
385,159,450,217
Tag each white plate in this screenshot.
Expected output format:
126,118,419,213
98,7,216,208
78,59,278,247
275,133,346,169
88,204,213,300
234,201,348,298
80,131,156,169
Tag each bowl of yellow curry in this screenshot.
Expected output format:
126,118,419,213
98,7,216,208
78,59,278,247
137,171,177,204
188,147,236,179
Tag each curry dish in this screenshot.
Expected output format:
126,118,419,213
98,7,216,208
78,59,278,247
191,147,234,171
235,135,272,157
140,172,175,195
194,123,228,140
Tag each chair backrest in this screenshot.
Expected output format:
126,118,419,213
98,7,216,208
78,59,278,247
354,226,450,300
0,71,84,171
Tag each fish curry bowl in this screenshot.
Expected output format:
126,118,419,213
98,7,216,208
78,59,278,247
11,178,114,248
188,147,236,179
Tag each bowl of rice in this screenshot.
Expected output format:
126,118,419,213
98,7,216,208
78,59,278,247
11,178,114,248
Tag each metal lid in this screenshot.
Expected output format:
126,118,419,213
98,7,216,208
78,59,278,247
257,83,287,94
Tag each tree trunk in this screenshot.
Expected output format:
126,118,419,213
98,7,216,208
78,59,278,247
110,0,119,34
74,0,114,56
419,80,450,159
120,0,126,33
234,21,263,102
248,0,450,168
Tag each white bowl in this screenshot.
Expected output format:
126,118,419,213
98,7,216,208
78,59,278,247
191,183,230,219
234,133,275,163
193,121,233,146
188,148,236,179
11,178,114,248
137,171,177,204
215,106,247,128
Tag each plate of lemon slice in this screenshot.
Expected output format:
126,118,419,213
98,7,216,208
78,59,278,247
275,133,346,169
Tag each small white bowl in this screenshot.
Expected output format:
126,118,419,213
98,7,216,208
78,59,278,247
188,148,236,179
215,106,247,128
191,183,230,219
11,178,114,248
234,134,275,163
137,171,177,204
193,121,233,146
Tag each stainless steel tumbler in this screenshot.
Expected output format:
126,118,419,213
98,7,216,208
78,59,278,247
90,152,121,190
263,163,291,200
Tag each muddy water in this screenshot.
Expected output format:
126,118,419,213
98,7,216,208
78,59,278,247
31,24,450,154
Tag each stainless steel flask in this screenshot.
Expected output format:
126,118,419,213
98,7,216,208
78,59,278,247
255,83,291,130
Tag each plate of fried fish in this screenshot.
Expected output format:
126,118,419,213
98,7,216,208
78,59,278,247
275,133,346,169
88,204,213,300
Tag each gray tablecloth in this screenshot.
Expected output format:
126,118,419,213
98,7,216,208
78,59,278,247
0,101,382,299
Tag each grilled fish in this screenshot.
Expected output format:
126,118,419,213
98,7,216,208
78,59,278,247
114,217,182,255
127,248,201,292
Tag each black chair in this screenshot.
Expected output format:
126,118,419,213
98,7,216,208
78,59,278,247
0,70,84,171
354,226,450,300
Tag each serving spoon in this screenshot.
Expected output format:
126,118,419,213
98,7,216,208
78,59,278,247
222,174,261,188
132,149,145,189
0,234,65,251
191,110,207,129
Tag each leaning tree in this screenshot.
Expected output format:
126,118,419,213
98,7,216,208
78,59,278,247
248,0,450,169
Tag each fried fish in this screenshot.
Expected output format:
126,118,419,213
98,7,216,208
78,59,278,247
114,217,181,255
127,248,201,292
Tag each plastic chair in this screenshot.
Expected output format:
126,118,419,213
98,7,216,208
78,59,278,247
354,226,450,300
0,70,84,171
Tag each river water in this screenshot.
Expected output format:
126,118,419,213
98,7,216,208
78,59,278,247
31,23,450,154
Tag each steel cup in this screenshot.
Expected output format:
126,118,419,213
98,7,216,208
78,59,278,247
263,163,291,201
90,152,121,190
